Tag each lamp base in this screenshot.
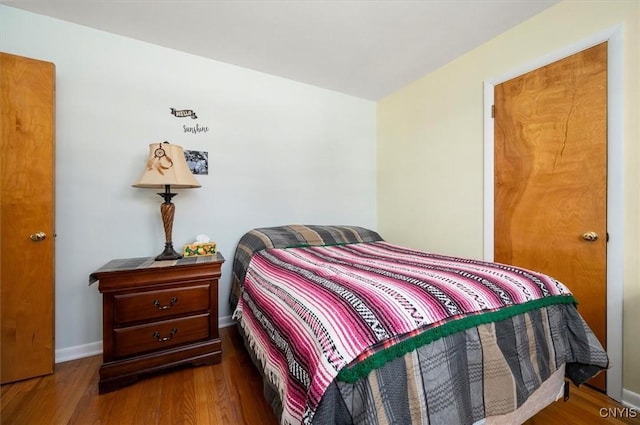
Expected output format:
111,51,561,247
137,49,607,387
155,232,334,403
155,242,183,261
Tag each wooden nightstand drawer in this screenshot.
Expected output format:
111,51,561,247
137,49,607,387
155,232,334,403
114,284,210,325
113,313,211,358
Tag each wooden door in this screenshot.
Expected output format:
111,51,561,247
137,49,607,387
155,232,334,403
494,43,607,390
1,52,56,383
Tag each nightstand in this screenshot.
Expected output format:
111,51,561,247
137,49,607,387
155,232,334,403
90,253,224,393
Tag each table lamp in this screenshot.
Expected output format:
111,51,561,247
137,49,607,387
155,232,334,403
133,141,201,260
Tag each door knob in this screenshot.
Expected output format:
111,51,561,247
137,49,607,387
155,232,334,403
582,231,598,242
29,232,47,242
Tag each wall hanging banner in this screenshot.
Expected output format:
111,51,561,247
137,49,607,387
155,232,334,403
170,108,198,119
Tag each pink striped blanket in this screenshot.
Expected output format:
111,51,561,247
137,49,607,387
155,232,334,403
233,241,574,425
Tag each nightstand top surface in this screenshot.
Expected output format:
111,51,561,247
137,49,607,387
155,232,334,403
89,252,224,285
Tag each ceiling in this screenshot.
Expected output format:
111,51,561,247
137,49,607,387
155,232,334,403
2,0,559,100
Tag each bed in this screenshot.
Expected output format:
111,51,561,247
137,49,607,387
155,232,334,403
230,225,608,425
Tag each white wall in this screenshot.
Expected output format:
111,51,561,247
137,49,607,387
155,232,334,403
377,0,639,400
0,6,377,358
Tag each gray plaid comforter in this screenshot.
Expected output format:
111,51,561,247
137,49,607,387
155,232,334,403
312,304,607,424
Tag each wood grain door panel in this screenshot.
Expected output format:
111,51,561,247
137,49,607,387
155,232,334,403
1,52,56,383
494,43,607,390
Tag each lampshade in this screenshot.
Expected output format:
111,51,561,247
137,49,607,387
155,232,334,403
132,142,201,189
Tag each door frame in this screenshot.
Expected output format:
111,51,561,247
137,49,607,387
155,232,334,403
483,25,623,402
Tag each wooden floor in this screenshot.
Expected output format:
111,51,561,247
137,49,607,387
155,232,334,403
2,326,638,425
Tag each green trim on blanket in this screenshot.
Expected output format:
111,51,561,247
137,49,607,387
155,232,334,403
337,295,577,383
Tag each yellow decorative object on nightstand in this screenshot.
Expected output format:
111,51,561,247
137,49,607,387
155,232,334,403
183,242,217,257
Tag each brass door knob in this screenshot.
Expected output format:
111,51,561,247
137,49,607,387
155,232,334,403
29,232,47,241
582,231,599,242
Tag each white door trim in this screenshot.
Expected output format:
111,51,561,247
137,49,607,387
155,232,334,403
483,25,624,402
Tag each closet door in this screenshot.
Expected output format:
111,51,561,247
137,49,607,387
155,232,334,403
1,52,56,383
494,43,607,391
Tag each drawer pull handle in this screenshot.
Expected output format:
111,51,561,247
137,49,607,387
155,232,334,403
153,296,178,310
152,328,178,342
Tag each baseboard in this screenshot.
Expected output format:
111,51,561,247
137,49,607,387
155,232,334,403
55,316,237,364
219,314,235,328
55,341,102,364
623,388,640,410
